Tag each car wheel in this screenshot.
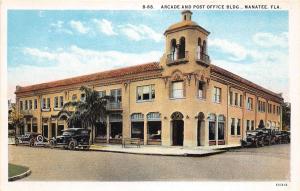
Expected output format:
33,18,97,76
68,140,76,150
49,140,55,149
36,135,44,143
29,139,35,147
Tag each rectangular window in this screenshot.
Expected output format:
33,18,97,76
54,97,59,108
239,95,243,107
251,120,255,130
29,100,32,110
209,121,216,141
237,119,241,135
172,81,184,99
72,94,77,101
59,96,64,108
47,98,50,109
111,89,122,103
20,101,23,111
247,97,253,110
273,105,275,114
42,98,46,109
234,93,238,106
34,99,37,109
229,91,233,105
231,118,235,135
213,87,221,103
81,93,85,101
218,122,225,140
198,81,205,99
246,120,250,131
25,100,28,110
137,85,155,101
98,91,106,98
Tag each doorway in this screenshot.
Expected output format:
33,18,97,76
172,120,184,146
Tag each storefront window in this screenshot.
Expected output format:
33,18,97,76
218,115,225,140
209,114,216,141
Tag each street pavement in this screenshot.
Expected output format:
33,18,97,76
8,144,290,181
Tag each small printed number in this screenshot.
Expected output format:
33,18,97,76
276,183,288,186
143,5,153,9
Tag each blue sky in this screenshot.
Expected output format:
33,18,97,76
7,10,289,101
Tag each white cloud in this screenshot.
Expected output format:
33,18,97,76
253,32,288,48
119,24,163,42
209,36,289,101
50,21,73,35
93,19,117,36
69,20,90,34
209,38,248,61
8,46,162,101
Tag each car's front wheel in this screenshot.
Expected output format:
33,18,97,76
68,140,76,150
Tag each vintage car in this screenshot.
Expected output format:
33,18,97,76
280,130,290,144
241,131,265,147
49,128,91,150
15,132,48,147
255,128,276,145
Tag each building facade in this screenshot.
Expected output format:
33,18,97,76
15,11,283,147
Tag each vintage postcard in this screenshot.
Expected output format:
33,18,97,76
1,0,300,191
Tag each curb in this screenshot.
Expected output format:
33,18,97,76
8,169,31,181
88,148,227,157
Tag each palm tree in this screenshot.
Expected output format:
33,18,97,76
58,86,111,144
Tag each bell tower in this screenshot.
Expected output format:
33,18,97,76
161,10,211,75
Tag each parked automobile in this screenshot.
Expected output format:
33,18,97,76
15,132,48,147
241,131,265,147
255,128,276,145
274,131,284,144
49,128,91,150
281,130,290,144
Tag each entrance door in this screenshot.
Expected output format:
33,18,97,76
27,124,31,132
51,123,56,138
172,120,184,146
43,125,48,138
197,120,201,146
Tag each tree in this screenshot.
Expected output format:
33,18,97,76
282,102,291,130
58,86,111,144
8,104,24,136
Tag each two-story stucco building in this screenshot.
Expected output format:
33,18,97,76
15,10,283,147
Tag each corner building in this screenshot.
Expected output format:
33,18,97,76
15,11,283,147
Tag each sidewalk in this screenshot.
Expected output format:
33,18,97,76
89,144,239,157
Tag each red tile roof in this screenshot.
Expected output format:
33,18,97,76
211,64,282,99
16,62,161,94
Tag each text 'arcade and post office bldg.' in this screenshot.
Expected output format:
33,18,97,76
15,11,283,147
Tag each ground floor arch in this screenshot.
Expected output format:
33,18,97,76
171,112,184,146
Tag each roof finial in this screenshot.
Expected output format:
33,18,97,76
181,10,192,21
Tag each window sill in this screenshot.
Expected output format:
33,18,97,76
136,100,154,103
54,108,62,111
213,101,221,104
197,97,206,101
169,97,186,100
41,108,51,112
230,104,243,109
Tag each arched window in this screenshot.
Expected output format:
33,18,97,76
178,37,185,59
197,38,201,59
171,111,184,121
218,115,225,140
202,40,207,54
170,39,177,61
208,113,216,141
